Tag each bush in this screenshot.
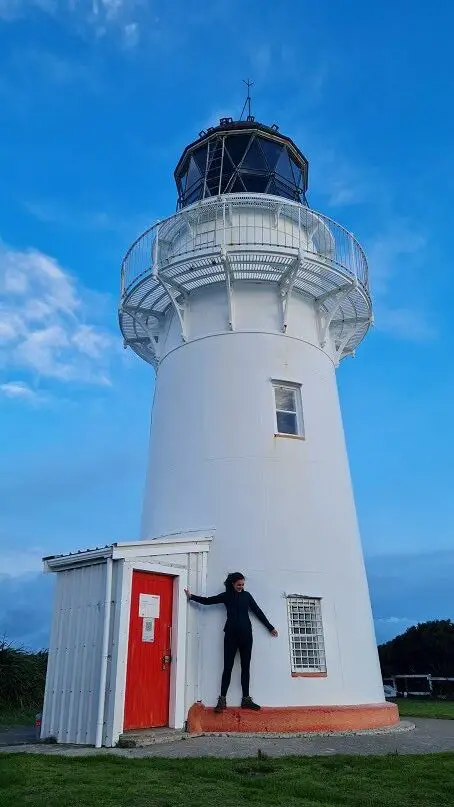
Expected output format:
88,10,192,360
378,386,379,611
0,639,48,709
379,620,454,677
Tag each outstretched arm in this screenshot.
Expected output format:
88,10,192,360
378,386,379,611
185,589,226,605
248,594,277,634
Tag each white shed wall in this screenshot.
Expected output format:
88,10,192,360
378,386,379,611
41,562,118,745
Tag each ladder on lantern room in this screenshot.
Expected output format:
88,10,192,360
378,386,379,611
204,139,225,197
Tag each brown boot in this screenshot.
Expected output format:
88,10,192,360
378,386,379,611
241,696,261,710
214,696,226,713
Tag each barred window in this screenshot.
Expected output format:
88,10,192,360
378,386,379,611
287,596,326,674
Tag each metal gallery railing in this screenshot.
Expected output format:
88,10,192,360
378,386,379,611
120,194,369,298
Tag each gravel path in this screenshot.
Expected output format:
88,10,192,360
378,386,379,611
1,719,454,757
0,725,36,746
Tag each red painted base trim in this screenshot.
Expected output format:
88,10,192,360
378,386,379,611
187,702,399,734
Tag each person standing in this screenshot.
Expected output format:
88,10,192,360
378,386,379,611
185,572,278,712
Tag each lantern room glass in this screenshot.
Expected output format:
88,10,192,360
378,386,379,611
176,132,307,209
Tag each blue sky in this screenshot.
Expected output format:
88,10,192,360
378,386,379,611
0,0,453,650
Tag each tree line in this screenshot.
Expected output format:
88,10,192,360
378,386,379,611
0,639,48,709
378,620,454,677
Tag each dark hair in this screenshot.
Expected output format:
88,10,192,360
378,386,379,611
224,572,245,591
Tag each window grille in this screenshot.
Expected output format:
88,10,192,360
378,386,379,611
287,596,326,673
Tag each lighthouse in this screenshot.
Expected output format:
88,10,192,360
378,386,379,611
118,113,397,734
40,111,398,747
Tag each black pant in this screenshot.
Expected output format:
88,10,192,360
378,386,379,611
220,630,253,697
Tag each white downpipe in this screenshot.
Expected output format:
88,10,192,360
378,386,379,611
195,551,208,704
95,557,113,748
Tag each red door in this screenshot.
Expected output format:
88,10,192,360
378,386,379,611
124,571,173,730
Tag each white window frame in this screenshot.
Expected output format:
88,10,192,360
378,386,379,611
272,380,304,437
287,595,326,674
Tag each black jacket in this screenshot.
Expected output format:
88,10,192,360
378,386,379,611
190,590,274,635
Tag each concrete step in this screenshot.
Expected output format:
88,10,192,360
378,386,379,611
118,728,187,748
187,702,401,734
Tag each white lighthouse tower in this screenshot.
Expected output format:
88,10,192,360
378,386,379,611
118,114,397,733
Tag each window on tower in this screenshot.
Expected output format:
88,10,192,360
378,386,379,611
272,382,303,437
287,596,327,675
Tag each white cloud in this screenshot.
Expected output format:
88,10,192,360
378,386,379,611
0,0,53,20
303,138,433,342
27,49,96,85
376,616,417,627
0,548,44,577
0,241,117,392
374,616,418,643
327,182,366,207
376,306,436,343
0,0,143,43
101,0,124,17
367,223,426,295
248,44,328,105
0,0,23,19
365,221,435,342
25,201,113,230
0,380,43,402
72,324,112,358
24,199,153,239
250,44,272,80
308,65,328,100
290,122,433,344
311,147,377,209
311,149,434,341
123,20,139,47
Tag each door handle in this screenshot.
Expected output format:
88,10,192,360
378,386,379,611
161,654,172,670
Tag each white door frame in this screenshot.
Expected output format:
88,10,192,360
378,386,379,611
108,560,188,746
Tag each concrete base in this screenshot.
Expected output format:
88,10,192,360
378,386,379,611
119,728,187,747
187,702,399,734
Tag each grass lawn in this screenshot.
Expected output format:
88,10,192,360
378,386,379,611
395,699,454,720
1,753,454,807
0,707,38,729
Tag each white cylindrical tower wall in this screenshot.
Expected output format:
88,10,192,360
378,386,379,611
141,282,384,708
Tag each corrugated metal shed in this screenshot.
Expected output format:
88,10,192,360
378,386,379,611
40,532,213,747
41,562,113,744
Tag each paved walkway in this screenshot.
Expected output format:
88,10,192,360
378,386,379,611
0,725,36,746
1,719,454,757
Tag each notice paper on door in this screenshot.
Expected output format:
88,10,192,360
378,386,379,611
139,593,160,619
142,618,155,642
